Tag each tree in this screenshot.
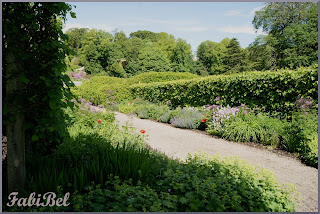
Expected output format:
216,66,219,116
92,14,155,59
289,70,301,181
253,2,318,69
129,30,159,42
65,27,89,56
246,35,275,71
224,38,246,73
171,39,194,73
132,42,172,74
3,2,74,193
196,39,229,75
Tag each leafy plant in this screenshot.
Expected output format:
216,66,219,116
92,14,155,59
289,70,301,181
170,108,204,129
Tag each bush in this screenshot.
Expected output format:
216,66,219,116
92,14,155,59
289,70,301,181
131,67,318,117
206,104,318,167
170,108,204,129
73,72,200,106
153,152,297,212
22,103,164,195
126,71,199,85
9,152,298,212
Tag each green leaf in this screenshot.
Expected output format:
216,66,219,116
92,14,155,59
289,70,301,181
179,197,188,204
32,135,39,141
20,73,30,84
70,12,76,18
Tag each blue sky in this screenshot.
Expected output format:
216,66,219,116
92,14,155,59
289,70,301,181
64,2,266,54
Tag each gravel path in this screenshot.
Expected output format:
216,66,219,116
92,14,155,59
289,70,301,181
114,112,318,212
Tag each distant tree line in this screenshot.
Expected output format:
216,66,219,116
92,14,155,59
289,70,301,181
65,2,317,77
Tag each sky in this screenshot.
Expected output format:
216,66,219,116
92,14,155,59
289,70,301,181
64,2,267,54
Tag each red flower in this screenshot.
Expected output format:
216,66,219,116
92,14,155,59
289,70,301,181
201,118,207,123
64,100,67,103
206,115,209,117
97,119,101,123
140,130,146,134
130,102,132,104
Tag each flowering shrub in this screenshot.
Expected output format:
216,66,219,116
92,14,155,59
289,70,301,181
207,105,239,134
68,70,88,80
170,108,204,129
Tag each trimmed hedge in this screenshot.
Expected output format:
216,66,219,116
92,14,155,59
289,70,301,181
126,71,199,85
73,72,199,105
131,67,318,116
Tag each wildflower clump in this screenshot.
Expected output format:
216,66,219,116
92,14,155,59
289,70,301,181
206,105,239,134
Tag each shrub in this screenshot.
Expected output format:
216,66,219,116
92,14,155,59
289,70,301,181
131,67,318,117
126,71,199,85
153,152,297,212
73,72,199,106
9,152,298,212
170,108,204,129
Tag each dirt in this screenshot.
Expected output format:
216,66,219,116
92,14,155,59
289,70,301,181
114,112,318,212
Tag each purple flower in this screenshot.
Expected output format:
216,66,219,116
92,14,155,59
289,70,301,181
243,110,248,115
240,104,245,107
214,96,221,101
98,104,104,108
82,114,86,116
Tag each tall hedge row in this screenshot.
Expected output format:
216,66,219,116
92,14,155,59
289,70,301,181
131,67,318,115
73,72,199,105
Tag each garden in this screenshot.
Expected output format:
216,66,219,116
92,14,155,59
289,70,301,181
2,2,318,212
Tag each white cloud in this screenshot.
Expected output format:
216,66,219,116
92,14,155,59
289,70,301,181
225,9,245,16
176,26,209,33
132,17,198,26
219,25,265,35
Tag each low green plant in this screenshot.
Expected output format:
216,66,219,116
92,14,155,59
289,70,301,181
170,108,204,129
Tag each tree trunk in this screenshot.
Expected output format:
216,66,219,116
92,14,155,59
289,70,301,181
6,51,26,193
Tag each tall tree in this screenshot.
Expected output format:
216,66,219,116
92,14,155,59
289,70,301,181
224,38,246,73
196,38,230,74
65,27,89,56
253,2,318,69
129,42,172,74
3,2,74,193
171,39,194,73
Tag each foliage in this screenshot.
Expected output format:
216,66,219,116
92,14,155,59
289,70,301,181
126,71,198,84
155,152,297,212
206,103,318,167
170,108,204,129
252,2,318,69
131,66,318,117
6,151,298,212
3,2,76,156
73,72,199,106
129,42,172,74
171,39,195,73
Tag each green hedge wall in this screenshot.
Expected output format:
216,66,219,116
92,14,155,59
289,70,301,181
73,72,199,105
131,67,318,115
126,71,199,85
